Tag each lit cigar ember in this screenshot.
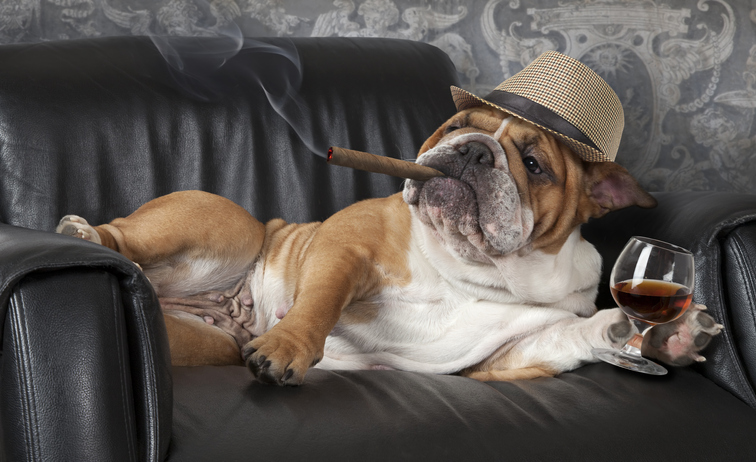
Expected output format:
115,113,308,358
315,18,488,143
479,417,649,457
327,147,444,181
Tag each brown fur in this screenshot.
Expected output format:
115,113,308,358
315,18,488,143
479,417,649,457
463,367,557,381
419,108,655,255
163,313,243,366
242,194,413,384
91,191,267,366
94,190,265,266
89,190,415,381
64,108,657,384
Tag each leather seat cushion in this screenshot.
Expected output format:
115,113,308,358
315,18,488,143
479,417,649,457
168,364,756,460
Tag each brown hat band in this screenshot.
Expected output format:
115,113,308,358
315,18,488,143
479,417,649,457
482,90,599,154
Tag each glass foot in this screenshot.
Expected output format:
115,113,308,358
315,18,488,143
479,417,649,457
592,348,668,375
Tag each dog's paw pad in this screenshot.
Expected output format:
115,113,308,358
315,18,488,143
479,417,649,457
56,215,101,244
607,319,633,344
599,309,634,348
644,304,723,366
58,215,87,226
77,229,92,240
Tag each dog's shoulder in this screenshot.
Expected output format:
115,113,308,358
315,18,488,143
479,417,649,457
319,193,412,262
325,192,410,229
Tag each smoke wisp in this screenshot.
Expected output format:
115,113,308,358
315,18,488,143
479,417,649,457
149,20,326,156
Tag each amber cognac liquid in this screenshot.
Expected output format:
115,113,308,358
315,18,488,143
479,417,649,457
611,279,693,325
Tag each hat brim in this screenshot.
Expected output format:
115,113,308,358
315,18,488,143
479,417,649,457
450,86,613,163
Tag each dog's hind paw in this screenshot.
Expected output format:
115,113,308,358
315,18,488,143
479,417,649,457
56,215,102,244
643,303,723,366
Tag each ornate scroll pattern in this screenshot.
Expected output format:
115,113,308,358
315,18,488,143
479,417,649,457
100,0,308,37
310,1,479,91
670,45,756,193
482,0,737,188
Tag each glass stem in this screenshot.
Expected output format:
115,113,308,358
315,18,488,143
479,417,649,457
621,318,653,356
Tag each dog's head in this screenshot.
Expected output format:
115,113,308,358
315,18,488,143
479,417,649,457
403,106,656,262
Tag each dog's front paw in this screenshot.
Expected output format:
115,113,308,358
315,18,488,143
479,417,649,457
56,215,102,244
643,304,723,366
241,326,323,386
598,308,635,349
607,317,635,348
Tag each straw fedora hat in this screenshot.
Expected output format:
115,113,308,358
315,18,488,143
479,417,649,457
451,51,624,162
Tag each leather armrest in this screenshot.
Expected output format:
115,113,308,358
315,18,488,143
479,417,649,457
583,191,756,407
0,223,172,461
723,222,756,403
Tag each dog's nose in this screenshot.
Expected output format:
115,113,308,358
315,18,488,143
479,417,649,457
458,142,494,166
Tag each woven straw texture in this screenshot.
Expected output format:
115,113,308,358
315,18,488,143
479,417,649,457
452,51,624,162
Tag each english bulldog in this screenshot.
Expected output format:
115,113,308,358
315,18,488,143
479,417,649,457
56,107,722,385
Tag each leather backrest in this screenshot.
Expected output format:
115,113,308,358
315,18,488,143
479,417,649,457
0,36,459,230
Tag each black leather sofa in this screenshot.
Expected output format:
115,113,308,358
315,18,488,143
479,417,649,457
1,36,756,461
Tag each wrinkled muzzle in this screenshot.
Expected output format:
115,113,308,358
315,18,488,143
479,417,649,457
403,131,533,259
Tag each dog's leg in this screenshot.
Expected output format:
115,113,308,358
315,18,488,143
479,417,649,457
163,312,244,366
242,196,412,386
642,303,723,365
58,191,265,268
464,308,634,381
241,245,369,385
57,191,266,300
57,191,267,366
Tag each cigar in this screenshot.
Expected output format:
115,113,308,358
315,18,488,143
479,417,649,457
327,147,444,181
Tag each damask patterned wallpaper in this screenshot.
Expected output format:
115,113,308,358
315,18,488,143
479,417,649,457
3,0,755,193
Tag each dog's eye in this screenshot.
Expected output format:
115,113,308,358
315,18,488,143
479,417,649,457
444,123,463,134
523,156,542,174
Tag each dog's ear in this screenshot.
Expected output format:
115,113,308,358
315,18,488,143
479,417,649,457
583,161,657,218
418,124,447,156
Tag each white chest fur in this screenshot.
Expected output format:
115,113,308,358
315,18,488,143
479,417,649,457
316,218,602,373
